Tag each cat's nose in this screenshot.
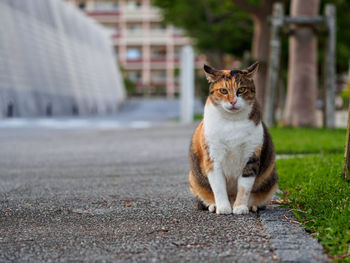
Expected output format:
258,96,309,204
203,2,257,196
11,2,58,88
230,100,237,106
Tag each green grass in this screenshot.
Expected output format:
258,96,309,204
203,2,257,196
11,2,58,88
194,113,204,121
270,127,346,154
277,154,350,262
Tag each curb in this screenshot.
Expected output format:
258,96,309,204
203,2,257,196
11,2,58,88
260,203,329,263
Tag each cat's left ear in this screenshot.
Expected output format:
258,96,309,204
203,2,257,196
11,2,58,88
242,61,259,79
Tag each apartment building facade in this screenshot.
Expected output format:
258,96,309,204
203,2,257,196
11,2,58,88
67,0,203,98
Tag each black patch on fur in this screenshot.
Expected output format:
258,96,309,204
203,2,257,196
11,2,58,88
249,100,261,125
230,70,240,77
204,64,213,74
252,166,278,193
242,153,260,177
196,198,208,211
257,123,275,177
189,142,211,190
204,65,220,79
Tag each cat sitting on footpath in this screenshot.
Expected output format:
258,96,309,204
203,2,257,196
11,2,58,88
189,62,278,215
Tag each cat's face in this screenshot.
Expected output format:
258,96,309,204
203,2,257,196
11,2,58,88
204,62,259,114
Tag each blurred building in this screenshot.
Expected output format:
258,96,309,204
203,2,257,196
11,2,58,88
66,0,204,98
0,0,125,118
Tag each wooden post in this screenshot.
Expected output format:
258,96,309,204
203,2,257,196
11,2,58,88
344,105,350,179
264,3,284,127
324,4,336,129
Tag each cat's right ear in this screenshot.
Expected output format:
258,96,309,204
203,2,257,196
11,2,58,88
204,64,220,83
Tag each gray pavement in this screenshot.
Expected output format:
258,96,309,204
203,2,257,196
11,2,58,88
0,124,328,262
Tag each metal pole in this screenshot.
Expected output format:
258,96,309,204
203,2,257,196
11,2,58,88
180,45,194,124
324,4,336,129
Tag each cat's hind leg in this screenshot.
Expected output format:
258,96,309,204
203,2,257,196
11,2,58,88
196,198,208,211
249,182,278,211
195,199,216,213
189,171,216,211
249,166,278,211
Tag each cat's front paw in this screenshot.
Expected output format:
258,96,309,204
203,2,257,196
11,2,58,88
233,205,249,215
216,205,232,215
250,205,258,212
208,204,216,213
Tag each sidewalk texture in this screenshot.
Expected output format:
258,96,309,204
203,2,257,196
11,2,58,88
0,124,327,262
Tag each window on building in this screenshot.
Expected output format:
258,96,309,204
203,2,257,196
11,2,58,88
126,23,142,36
126,0,142,10
126,48,142,60
151,23,166,32
127,23,142,32
174,47,182,58
128,71,142,82
151,71,167,82
173,27,185,36
94,1,119,11
151,47,166,59
78,2,86,10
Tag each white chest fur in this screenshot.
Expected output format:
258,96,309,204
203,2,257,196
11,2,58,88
203,104,263,181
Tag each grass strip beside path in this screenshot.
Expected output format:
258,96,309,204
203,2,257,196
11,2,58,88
270,127,346,154
276,154,350,262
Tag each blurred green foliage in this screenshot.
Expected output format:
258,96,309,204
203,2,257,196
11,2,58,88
152,0,253,59
340,82,350,107
153,0,350,73
123,77,137,96
323,0,350,72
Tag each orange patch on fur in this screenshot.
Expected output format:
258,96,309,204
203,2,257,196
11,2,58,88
191,121,213,174
250,182,278,208
210,78,236,104
189,171,214,205
254,145,263,156
233,186,250,207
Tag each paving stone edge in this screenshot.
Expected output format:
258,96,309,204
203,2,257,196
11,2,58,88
259,200,330,263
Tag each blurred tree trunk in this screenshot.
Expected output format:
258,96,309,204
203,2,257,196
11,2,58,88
282,0,320,127
251,12,271,110
231,0,281,111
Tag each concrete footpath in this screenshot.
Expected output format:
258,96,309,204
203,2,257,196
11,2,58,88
0,124,327,262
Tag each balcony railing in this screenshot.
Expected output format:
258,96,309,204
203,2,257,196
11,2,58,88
150,57,166,63
126,59,143,63
86,11,120,16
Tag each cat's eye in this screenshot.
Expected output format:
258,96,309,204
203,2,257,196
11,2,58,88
219,88,228,95
237,87,246,94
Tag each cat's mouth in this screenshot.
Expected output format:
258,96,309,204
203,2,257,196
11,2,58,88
225,106,240,112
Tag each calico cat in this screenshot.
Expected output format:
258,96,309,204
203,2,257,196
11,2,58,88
189,62,278,215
